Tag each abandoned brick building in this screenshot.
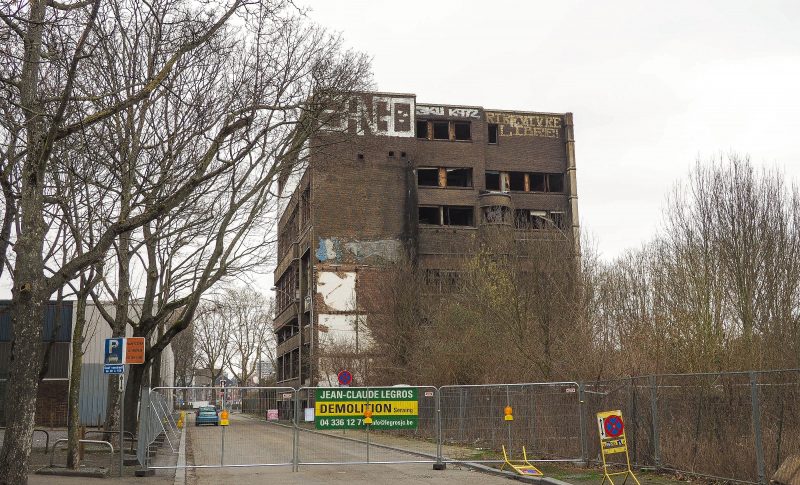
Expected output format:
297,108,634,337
272,92,579,390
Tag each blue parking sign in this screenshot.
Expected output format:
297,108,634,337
105,338,124,364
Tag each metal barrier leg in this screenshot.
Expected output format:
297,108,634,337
434,388,446,470
293,390,300,472
579,383,588,466
750,372,766,485
650,376,660,469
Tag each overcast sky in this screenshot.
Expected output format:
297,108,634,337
302,0,800,260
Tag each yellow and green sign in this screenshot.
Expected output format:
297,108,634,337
314,387,418,430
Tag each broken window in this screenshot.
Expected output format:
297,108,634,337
550,211,567,229
454,122,471,141
424,269,462,293
443,206,474,226
515,210,548,230
509,172,526,191
548,173,565,192
419,206,440,225
417,168,439,187
483,205,511,224
488,124,498,144
416,120,429,139
446,168,472,187
432,121,450,140
530,173,546,192
485,171,500,190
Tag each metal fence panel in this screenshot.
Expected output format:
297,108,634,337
147,386,296,469
756,370,800,481
438,382,583,463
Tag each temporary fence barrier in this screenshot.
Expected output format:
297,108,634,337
129,370,799,485
438,382,584,464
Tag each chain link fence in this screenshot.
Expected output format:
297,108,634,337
132,371,798,484
583,369,800,484
439,382,583,464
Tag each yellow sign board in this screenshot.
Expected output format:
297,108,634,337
315,400,418,417
596,410,639,485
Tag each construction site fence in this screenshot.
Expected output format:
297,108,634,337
136,369,799,484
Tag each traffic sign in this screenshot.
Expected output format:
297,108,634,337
596,410,640,485
104,364,124,374
604,415,624,437
337,370,353,386
105,338,124,364
125,337,145,364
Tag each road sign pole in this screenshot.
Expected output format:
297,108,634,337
119,370,124,477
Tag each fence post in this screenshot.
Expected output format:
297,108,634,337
630,377,638,463
650,376,660,468
293,389,300,472
434,387,445,470
750,372,766,485
139,388,150,470
578,383,588,466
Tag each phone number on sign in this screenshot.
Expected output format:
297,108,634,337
318,418,363,427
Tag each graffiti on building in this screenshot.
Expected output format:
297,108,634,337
485,112,562,138
326,95,414,137
317,237,402,264
416,105,481,119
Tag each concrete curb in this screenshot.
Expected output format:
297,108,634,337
174,426,186,485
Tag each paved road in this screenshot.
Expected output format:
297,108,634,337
186,413,523,484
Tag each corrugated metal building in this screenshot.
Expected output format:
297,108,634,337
0,301,175,427
78,302,175,426
0,301,72,427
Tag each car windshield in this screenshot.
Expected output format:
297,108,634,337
199,407,216,414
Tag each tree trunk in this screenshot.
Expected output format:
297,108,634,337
66,294,89,469
0,3,49,481
123,363,147,436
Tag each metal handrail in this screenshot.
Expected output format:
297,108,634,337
0,427,49,453
49,438,114,468
83,430,136,453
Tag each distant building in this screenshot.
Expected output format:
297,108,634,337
272,93,579,389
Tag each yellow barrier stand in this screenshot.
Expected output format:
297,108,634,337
220,409,229,426
597,410,640,485
501,445,543,476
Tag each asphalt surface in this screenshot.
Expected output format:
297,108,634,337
185,413,525,484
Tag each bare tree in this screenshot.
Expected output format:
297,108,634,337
0,0,370,480
194,302,233,389
222,287,275,386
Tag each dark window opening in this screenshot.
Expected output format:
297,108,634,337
551,211,566,229
509,172,526,191
488,124,498,144
401,151,407,158
444,206,474,226
548,173,565,193
515,210,547,230
416,120,428,139
483,205,510,224
454,122,471,141
419,206,440,225
485,171,500,190
446,168,472,187
357,153,364,160
432,121,450,140
388,151,394,157
424,269,462,293
531,173,546,192
417,168,439,187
